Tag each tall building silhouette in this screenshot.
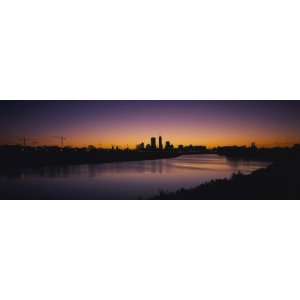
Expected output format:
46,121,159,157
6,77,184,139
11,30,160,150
151,137,156,149
165,141,171,150
159,136,163,151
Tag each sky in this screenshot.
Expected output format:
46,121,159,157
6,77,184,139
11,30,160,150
0,100,300,148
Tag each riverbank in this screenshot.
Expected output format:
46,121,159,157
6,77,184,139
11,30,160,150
153,153,300,199
0,153,269,200
0,148,181,171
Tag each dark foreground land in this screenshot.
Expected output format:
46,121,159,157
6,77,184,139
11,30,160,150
153,148,300,199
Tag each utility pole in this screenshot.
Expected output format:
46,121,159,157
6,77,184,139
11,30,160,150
52,136,67,148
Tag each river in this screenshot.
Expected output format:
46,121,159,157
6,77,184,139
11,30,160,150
0,154,270,199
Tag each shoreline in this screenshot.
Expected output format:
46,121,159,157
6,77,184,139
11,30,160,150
1,149,299,199
0,150,182,172
152,155,300,199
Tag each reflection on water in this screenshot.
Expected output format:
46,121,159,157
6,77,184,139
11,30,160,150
0,154,270,199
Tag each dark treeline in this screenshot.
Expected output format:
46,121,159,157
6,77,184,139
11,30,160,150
0,145,181,170
214,144,297,162
153,145,300,199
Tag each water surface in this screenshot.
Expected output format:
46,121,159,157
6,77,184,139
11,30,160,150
0,154,270,199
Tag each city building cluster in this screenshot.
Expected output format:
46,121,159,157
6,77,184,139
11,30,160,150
136,136,207,153
136,136,174,152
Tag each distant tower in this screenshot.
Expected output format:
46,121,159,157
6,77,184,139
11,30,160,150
159,136,163,151
150,137,156,150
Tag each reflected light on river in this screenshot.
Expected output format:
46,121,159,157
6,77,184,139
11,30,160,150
0,154,270,199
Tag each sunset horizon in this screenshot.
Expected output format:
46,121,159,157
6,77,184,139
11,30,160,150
1,100,300,200
1,100,300,149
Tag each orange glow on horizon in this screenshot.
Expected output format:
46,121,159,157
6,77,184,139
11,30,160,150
13,136,296,149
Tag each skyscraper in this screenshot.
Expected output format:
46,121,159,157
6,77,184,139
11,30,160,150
165,141,170,150
150,137,156,149
159,136,163,151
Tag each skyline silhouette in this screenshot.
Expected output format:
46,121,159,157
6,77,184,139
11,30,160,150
1,100,300,148
1,101,300,200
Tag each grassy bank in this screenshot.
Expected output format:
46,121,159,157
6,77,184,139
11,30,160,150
153,152,300,199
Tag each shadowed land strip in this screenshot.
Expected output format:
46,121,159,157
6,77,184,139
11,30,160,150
152,155,300,200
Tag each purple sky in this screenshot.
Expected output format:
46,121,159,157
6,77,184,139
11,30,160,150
1,100,300,148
